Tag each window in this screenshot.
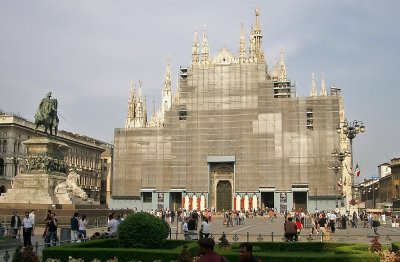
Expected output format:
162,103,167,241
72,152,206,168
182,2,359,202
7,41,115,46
142,192,152,203
306,108,313,130
179,105,187,120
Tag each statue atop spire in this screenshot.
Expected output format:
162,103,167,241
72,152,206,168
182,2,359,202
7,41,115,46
320,72,327,96
239,23,247,63
310,72,317,97
201,27,210,64
279,47,287,81
192,30,199,66
250,7,264,62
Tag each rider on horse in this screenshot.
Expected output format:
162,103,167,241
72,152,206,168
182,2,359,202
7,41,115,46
34,92,59,136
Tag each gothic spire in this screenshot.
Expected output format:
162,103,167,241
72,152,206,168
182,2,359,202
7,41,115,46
311,72,317,97
125,82,136,128
201,27,209,64
253,7,264,62
162,58,172,112
239,23,246,63
192,30,199,65
248,26,256,62
320,72,327,96
279,47,287,81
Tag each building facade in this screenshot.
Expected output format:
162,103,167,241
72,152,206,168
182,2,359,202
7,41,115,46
111,10,346,213
0,113,110,204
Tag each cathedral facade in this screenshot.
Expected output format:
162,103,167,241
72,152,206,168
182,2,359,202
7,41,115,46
110,10,346,213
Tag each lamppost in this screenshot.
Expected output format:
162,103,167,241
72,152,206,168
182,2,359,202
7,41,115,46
368,184,378,209
329,162,342,207
336,119,365,203
331,148,351,163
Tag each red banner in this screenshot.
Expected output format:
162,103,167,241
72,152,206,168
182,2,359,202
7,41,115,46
197,197,201,211
249,196,253,209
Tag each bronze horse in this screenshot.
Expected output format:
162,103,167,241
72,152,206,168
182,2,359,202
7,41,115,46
34,98,59,136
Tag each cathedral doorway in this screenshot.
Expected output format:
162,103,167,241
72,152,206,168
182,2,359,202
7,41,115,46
293,191,307,211
261,192,274,209
209,161,234,212
169,192,182,211
216,181,232,212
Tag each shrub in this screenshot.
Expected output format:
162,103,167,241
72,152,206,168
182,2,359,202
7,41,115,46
178,244,192,262
117,212,169,249
13,246,40,262
370,236,382,253
218,233,230,249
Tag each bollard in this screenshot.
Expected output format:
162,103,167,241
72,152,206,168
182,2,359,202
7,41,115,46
246,232,249,242
34,241,39,254
271,232,274,242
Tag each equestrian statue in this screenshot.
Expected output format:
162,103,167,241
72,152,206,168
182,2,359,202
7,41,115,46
34,92,59,136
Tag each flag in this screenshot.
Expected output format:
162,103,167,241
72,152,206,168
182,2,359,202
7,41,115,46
355,164,361,177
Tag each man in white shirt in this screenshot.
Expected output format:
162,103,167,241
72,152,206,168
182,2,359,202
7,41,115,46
328,211,337,233
29,210,36,235
200,217,211,238
22,211,34,246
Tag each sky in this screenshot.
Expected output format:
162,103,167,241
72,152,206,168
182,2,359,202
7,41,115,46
1,0,399,181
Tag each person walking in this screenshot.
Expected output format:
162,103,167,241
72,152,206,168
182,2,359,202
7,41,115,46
29,210,36,236
200,217,210,238
45,212,58,247
22,211,34,247
10,211,21,238
79,214,88,240
70,212,79,242
43,209,52,238
372,215,380,235
328,211,337,233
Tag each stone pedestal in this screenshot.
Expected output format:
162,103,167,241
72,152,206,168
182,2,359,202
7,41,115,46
0,137,71,204
0,173,66,204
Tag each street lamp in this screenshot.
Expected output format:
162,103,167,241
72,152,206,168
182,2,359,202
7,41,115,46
329,162,342,174
329,162,342,207
331,148,351,163
336,119,365,203
368,185,378,209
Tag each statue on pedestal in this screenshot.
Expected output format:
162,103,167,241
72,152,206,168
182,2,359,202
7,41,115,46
34,92,59,136
54,170,89,201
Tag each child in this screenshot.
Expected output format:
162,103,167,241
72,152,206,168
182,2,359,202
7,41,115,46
295,218,303,241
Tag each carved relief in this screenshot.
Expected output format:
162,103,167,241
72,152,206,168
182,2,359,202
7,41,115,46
26,153,67,174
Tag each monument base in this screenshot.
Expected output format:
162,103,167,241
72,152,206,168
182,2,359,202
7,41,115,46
0,173,67,204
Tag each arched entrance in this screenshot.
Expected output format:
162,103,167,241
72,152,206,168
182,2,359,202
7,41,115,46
217,181,232,211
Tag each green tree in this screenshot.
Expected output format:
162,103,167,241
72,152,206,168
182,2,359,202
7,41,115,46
118,212,169,249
